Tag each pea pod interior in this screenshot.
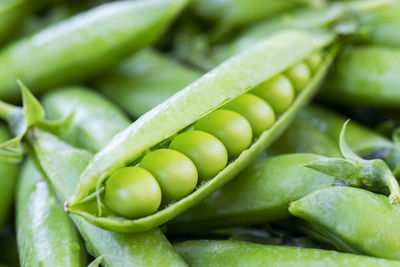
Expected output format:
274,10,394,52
67,29,336,232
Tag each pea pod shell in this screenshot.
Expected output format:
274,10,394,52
175,240,400,267
168,153,335,233
68,30,335,232
289,186,400,260
0,0,187,101
16,159,89,267
28,129,188,266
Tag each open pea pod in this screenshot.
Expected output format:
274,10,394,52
67,29,337,232
0,0,187,101
175,240,400,266
289,186,400,260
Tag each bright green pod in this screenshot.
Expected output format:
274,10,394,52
0,0,187,101
167,153,335,233
321,45,400,108
16,159,89,267
289,186,400,260
41,88,187,266
42,87,130,152
96,48,202,118
0,124,18,229
66,29,336,232
175,240,400,267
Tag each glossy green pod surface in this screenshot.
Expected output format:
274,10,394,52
96,48,202,118
167,153,335,233
0,124,18,229
42,87,130,152
289,186,400,260
175,240,400,267
67,29,336,232
40,88,187,266
16,159,89,267
321,45,400,108
0,0,187,101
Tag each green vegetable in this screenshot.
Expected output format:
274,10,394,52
286,62,311,92
175,240,400,266
194,109,253,158
168,153,335,233
222,93,275,136
321,45,400,108
140,149,198,202
105,167,161,218
65,29,336,232
0,0,187,101
16,159,89,267
169,130,228,181
0,124,17,230
289,186,400,260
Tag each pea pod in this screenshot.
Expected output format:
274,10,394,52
321,45,400,108
39,88,187,266
16,159,89,267
66,29,336,232
95,49,202,118
167,153,335,233
0,124,17,229
289,186,400,260
175,240,400,266
0,0,187,101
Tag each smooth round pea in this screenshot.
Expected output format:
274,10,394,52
306,52,323,73
194,109,253,158
140,149,198,202
105,167,161,218
286,62,311,93
251,75,295,113
223,93,275,136
170,130,228,181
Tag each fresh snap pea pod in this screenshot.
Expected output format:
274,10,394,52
40,88,187,266
67,29,336,232
95,49,202,118
289,186,400,260
16,159,89,267
167,153,335,233
175,240,400,267
0,0,187,101
42,87,130,152
321,45,400,108
0,124,17,230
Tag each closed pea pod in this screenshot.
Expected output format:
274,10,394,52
64,29,336,232
175,240,400,267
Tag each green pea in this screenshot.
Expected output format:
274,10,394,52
170,130,228,181
286,62,311,93
306,52,323,73
140,149,198,202
251,75,295,113
223,93,275,136
105,167,161,218
195,109,252,158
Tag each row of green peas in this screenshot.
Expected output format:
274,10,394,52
105,52,323,219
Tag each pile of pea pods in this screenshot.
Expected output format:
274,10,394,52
1,0,400,266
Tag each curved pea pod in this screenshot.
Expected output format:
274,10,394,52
321,45,400,108
27,130,188,267
175,240,400,267
0,0,187,101
42,87,130,152
167,153,335,233
289,186,400,260
16,159,89,267
95,48,202,118
0,124,17,230
66,29,337,232
40,88,187,266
